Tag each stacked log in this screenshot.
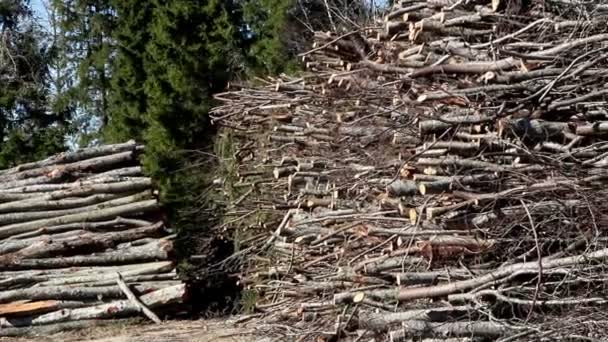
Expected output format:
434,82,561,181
0,141,185,337
211,0,608,340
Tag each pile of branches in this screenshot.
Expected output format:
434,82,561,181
211,0,608,340
0,141,185,337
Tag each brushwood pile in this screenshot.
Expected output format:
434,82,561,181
211,0,608,340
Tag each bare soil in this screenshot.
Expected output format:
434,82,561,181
0,318,272,342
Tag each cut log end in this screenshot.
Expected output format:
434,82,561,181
492,0,502,12
353,292,365,303
408,208,418,225
418,183,427,195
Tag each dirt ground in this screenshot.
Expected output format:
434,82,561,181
0,318,275,342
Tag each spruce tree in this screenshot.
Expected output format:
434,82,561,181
241,0,295,75
104,0,151,143
0,0,67,168
52,0,115,145
141,0,243,209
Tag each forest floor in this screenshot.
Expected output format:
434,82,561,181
0,318,271,342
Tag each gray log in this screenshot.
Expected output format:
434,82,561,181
0,199,159,238
0,151,136,183
0,239,172,270
389,321,510,340
0,178,151,196
0,141,137,176
1,222,164,260
576,122,608,136
0,284,185,327
85,166,143,180
0,193,123,214
9,217,152,240
0,191,152,226
0,261,173,289
360,306,473,330
386,180,418,196
0,282,175,304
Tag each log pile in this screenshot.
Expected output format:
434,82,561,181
211,0,608,340
0,141,185,337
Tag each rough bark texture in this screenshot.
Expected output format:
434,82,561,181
0,144,180,335
208,1,608,340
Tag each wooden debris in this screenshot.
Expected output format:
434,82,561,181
0,143,184,334
211,0,608,339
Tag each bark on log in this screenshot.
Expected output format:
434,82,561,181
360,306,473,330
412,33,608,77
74,272,178,288
418,173,498,195
0,239,36,255
419,115,491,134
416,157,506,172
116,272,162,324
363,256,426,274
0,284,185,327
1,222,164,260
499,118,569,140
85,166,143,180
7,217,152,240
0,174,64,191
388,321,510,340
386,21,409,36
0,193,125,214
386,3,427,20
0,191,153,226
576,122,608,135
0,282,173,305
2,271,177,291
470,200,580,227
0,176,151,194
0,199,159,239
0,239,172,270
0,261,174,288
395,247,608,301
0,141,137,176
0,178,151,199
548,88,608,110
421,141,481,153
417,84,528,102
0,300,94,316
392,270,471,285
387,180,418,196
0,151,136,183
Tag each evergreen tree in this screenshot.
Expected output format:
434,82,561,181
140,0,243,219
104,0,151,143
0,0,67,168
241,0,297,75
52,0,115,145
46,0,77,140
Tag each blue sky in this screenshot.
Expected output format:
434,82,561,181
31,0,49,27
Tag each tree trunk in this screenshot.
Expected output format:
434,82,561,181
0,141,138,176
0,284,185,327
0,151,136,183
1,222,164,260
0,199,159,239
0,192,152,225
0,239,172,270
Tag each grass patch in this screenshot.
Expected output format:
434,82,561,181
240,289,258,314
